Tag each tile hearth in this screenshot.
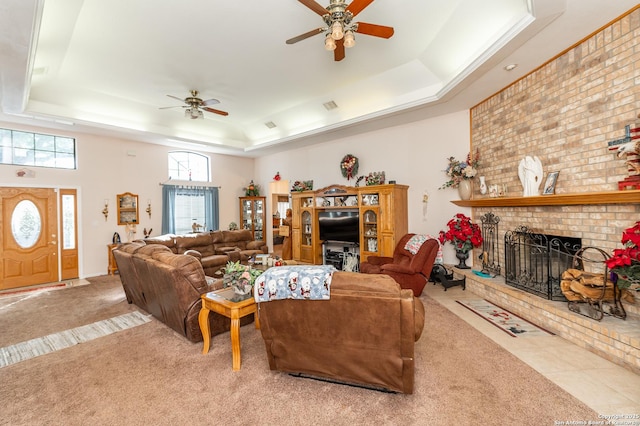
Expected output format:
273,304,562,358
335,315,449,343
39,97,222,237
446,268,640,375
423,281,640,415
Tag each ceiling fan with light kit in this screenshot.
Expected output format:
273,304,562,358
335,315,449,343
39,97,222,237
286,0,394,61
160,90,228,119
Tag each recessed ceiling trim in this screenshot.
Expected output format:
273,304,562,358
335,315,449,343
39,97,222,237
246,93,442,151
0,0,44,114
435,13,536,100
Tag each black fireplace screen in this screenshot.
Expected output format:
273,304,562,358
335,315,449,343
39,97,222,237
504,226,582,301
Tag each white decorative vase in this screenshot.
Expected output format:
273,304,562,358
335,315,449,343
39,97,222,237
458,180,472,200
479,176,487,195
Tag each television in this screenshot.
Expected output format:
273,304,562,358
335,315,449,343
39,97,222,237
318,210,360,243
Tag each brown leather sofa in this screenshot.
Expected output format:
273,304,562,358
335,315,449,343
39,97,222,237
257,271,425,394
112,242,252,342
142,229,268,276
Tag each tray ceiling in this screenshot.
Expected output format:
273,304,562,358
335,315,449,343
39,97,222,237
0,0,637,156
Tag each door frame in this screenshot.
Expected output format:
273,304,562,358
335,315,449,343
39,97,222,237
0,184,82,284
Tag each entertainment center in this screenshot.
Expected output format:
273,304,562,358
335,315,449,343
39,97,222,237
323,241,360,271
291,184,408,266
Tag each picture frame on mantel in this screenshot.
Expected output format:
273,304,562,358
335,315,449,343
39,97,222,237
542,171,559,195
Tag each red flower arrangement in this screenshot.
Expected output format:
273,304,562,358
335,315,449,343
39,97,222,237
605,221,640,290
439,213,483,253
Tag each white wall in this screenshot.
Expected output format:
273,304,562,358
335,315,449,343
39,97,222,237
254,110,472,265
1,109,472,278
0,121,254,278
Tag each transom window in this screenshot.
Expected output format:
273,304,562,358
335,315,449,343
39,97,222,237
168,151,209,182
0,128,76,169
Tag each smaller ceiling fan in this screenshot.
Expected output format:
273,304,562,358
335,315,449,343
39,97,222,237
160,90,228,119
286,0,394,61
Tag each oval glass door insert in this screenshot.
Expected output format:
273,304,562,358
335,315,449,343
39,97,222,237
11,200,42,248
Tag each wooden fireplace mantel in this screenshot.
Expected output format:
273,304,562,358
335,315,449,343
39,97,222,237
451,189,640,207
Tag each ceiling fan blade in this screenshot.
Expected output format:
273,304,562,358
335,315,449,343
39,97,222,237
159,105,184,110
346,0,374,17
354,22,394,38
286,28,324,44
334,38,345,61
166,94,186,103
298,0,328,16
203,107,229,116
201,98,220,106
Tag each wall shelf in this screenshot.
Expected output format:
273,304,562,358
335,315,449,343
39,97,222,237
452,190,640,207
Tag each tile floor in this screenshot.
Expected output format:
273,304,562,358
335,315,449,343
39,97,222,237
423,282,640,416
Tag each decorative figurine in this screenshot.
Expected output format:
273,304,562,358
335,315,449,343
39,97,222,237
518,156,543,197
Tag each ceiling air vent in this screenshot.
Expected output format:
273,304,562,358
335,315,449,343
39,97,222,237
323,101,338,111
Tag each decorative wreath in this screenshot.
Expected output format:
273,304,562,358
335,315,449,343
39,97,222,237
340,154,359,180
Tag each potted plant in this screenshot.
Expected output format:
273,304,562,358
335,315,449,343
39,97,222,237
243,180,261,196
223,261,263,295
605,221,640,299
439,213,483,269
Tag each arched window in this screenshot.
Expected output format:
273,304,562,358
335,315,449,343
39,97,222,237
168,151,209,182
163,151,218,234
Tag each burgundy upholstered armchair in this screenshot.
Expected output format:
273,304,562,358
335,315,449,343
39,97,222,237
360,233,439,296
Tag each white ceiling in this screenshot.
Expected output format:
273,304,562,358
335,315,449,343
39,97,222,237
0,0,637,157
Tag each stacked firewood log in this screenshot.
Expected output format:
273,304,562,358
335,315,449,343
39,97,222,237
561,268,634,303
561,269,614,301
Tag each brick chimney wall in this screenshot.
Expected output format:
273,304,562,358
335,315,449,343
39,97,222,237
470,7,640,254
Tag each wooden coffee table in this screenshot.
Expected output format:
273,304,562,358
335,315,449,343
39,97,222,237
198,287,260,371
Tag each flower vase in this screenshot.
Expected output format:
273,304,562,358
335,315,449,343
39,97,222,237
455,250,471,269
458,180,472,200
479,176,487,195
232,281,253,295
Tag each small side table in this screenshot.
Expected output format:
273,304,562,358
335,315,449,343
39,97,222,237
107,243,120,275
199,288,260,371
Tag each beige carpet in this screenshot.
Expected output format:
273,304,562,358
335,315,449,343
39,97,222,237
0,275,599,425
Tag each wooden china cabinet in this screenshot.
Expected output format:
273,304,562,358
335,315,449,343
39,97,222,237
239,196,266,241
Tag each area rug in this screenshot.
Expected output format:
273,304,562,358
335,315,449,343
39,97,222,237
456,299,554,337
0,311,151,368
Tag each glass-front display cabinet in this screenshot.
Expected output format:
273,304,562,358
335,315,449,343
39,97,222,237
301,211,312,246
361,208,378,254
239,196,266,240
117,192,139,225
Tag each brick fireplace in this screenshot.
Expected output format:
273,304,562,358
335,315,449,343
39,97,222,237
469,6,640,278
462,7,640,373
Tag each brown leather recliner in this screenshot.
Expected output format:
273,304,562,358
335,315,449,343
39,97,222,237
257,271,425,394
360,233,439,297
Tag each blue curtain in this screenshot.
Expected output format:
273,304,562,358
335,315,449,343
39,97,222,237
204,186,219,231
161,184,177,234
161,184,219,234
